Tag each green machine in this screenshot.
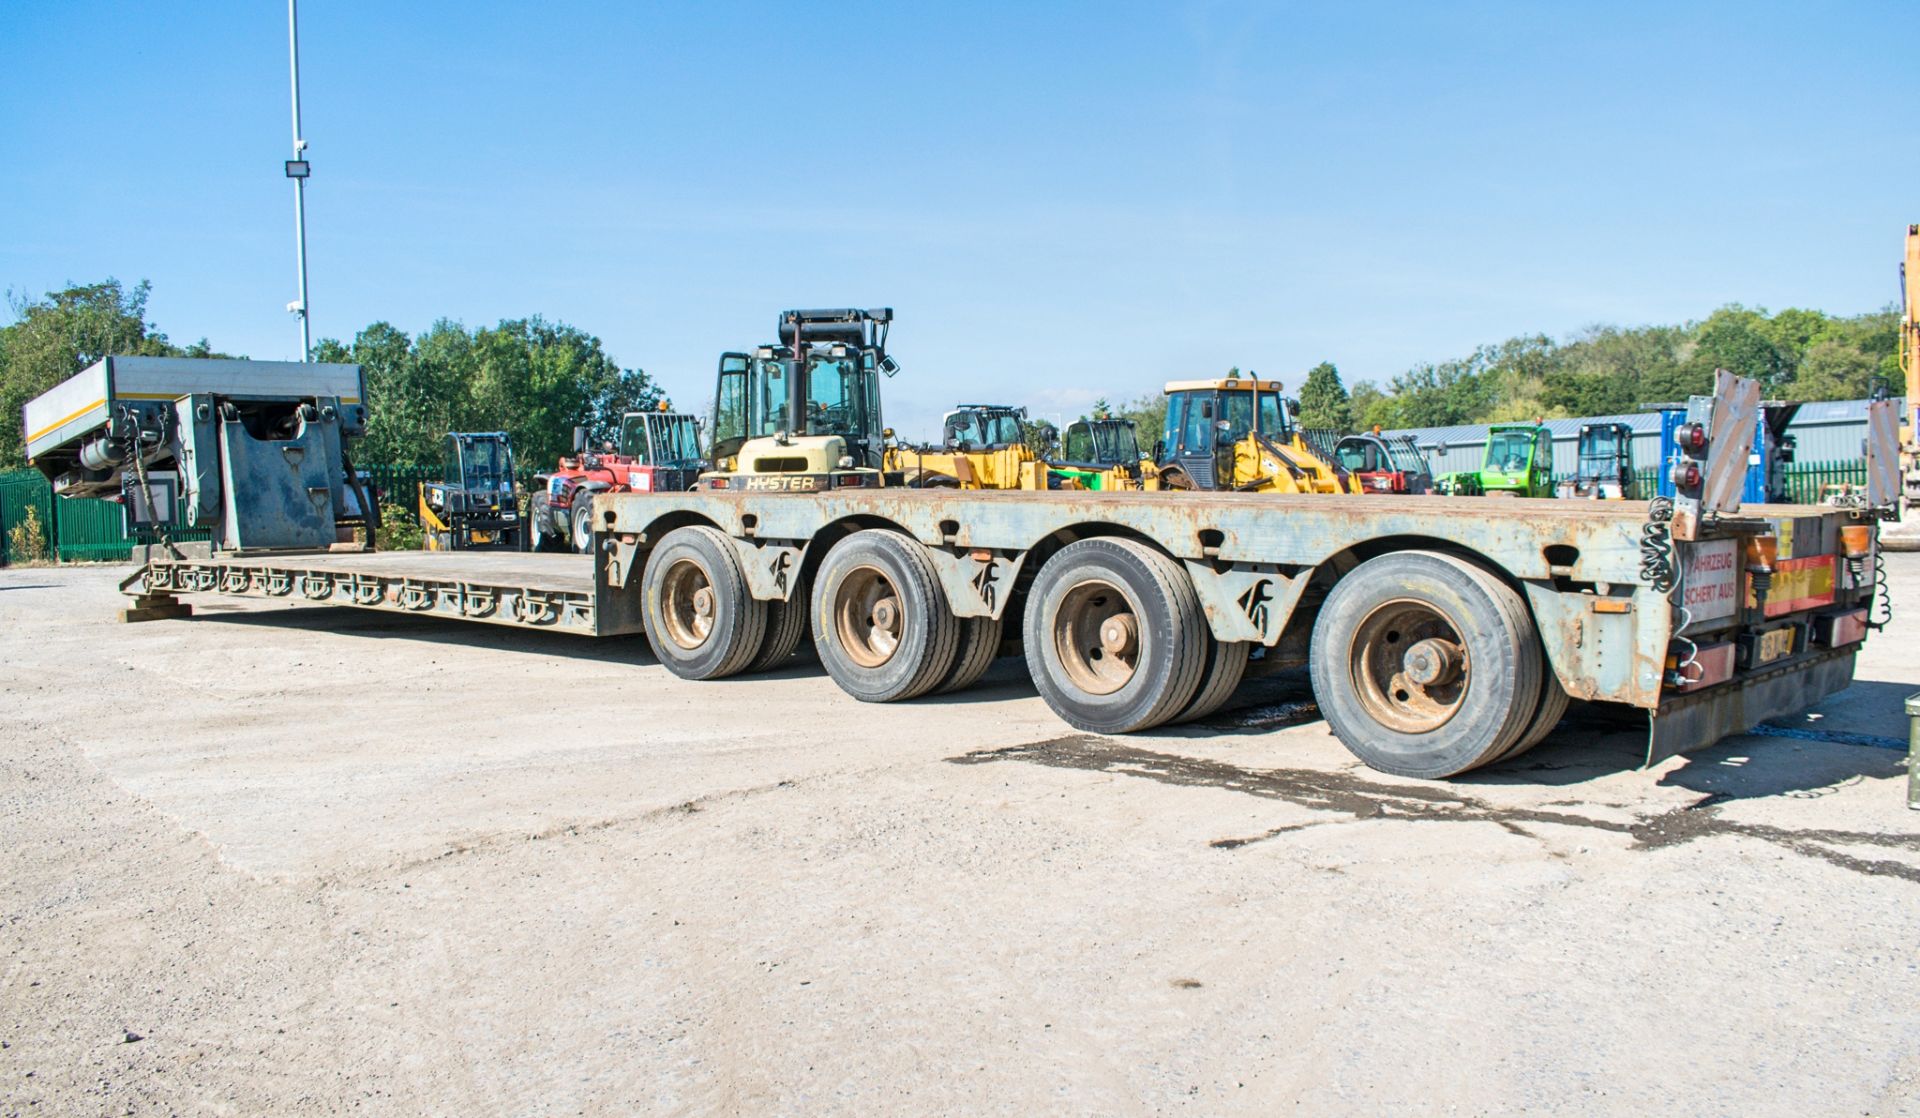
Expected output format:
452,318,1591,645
1437,424,1556,497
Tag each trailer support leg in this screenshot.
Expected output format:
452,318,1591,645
122,592,192,623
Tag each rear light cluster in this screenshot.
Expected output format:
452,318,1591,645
1669,421,1710,493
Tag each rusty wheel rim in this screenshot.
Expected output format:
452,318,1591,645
661,557,716,650
1350,599,1468,733
1053,578,1140,696
835,565,902,669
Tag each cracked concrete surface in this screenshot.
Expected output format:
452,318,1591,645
2,556,1917,1116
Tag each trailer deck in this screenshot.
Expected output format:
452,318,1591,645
126,550,615,637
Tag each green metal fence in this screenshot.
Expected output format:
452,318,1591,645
0,468,215,565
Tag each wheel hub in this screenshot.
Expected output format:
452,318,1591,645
835,566,904,669
1402,637,1462,687
1053,579,1140,696
660,558,716,651
1350,599,1469,734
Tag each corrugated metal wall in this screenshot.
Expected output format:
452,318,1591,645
1385,396,1891,476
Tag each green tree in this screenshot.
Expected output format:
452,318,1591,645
1685,306,1788,391
0,279,193,468
1296,361,1353,431
1786,339,1877,401
1347,381,1397,430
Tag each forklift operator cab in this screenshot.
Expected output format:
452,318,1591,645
448,433,515,495
711,350,885,468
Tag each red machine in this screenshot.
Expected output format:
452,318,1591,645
1333,432,1434,495
529,409,705,552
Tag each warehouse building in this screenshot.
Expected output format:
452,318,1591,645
1383,397,1886,476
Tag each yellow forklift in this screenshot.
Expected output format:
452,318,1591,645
420,431,526,550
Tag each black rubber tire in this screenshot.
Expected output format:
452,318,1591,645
570,494,597,554
641,526,769,680
748,579,811,674
1308,550,1543,778
934,613,1003,694
1023,537,1208,734
1173,633,1251,723
527,494,550,553
1496,668,1571,763
810,530,960,703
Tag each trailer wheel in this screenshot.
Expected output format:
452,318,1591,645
641,526,768,680
1308,551,1542,778
1023,538,1207,734
570,497,596,554
934,614,1003,694
1173,634,1251,723
811,530,959,702
748,580,811,673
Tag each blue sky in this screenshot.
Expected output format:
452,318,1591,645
2,1,1914,439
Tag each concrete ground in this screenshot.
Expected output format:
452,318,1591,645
2,554,1917,1117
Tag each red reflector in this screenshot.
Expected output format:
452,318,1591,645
1670,641,1735,692
837,476,866,488
1814,608,1869,648
709,477,729,489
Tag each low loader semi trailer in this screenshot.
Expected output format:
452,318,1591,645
34,359,1898,779
123,486,1890,779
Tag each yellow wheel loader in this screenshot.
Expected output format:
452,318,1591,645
1155,373,1354,494
886,404,1049,489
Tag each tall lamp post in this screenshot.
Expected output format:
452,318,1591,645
285,0,313,361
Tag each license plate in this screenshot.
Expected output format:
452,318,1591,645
1754,626,1795,664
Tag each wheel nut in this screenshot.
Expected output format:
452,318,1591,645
1403,638,1461,687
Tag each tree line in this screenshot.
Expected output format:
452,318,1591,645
0,278,661,472
1094,303,1900,438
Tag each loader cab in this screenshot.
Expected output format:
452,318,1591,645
444,432,516,497
421,431,524,551
1061,418,1142,467
943,405,1026,452
711,348,887,468
1560,422,1636,499
1159,376,1292,489
617,410,704,468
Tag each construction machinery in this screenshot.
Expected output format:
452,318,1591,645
1899,224,1920,512
887,404,1047,489
1556,422,1638,500
1326,430,1434,495
1156,373,1351,493
1436,424,1555,497
1049,417,1160,490
703,308,900,493
20,356,376,565
102,363,1898,781
421,431,525,551
530,405,704,552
